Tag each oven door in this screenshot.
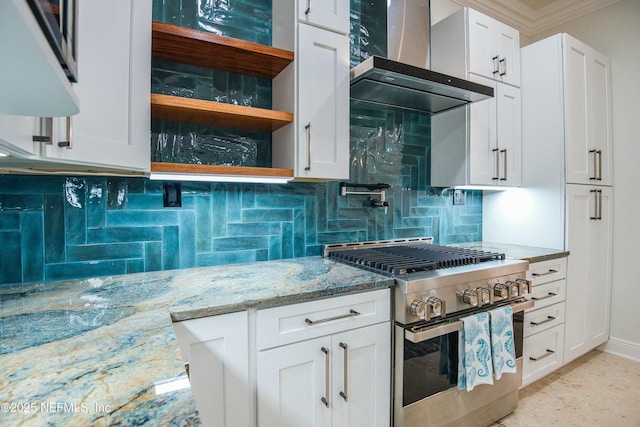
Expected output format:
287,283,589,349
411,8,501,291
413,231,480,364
393,299,533,427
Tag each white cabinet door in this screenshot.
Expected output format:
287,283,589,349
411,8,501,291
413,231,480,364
0,115,39,157
296,23,349,179
468,75,521,186
564,185,612,363
297,0,349,34
496,82,522,185
257,335,332,427
331,323,390,427
173,312,252,427
564,35,612,186
467,8,520,87
42,0,151,172
257,323,391,427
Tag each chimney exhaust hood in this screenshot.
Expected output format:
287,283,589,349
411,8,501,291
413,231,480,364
350,0,493,114
350,56,493,114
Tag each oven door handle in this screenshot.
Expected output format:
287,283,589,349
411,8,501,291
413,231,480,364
404,300,534,343
511,299,535,313
405,321,463,343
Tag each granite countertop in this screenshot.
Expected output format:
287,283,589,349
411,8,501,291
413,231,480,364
0,257,393,426
456,241,569,263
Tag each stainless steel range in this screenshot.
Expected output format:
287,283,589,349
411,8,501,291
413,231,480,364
324,237,533,427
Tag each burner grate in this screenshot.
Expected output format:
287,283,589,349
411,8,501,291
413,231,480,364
328,243,505,275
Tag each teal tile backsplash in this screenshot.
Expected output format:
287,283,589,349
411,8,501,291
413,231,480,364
0,168,482,286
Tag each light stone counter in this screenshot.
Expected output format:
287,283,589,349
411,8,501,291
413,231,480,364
454,241,569,264
0,257,393,426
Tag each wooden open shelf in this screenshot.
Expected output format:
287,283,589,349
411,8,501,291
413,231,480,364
152,22,294,79
151,94,293,132
151,162,293,179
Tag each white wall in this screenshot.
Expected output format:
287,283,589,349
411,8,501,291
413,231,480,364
531,0,640,358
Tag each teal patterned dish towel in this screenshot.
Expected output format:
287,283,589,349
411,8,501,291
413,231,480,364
457,312,494,391
489,305,517,380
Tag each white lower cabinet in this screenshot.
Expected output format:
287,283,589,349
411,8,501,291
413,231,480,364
256,289,391,427
173,289,391,427
522,324,565,387
257,322,390,427
522,257,567,387
173,311,251,427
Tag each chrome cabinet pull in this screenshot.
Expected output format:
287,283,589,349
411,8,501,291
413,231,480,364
532,292,558,301
32,135,51,143
597,189,603,220
304,122,312,171
321,347,330,408
499,58,507,76
530,315,556,326
58,116,73,148
33,117,53,144
597,150,603,181
529,349,555,361
500,148,507,181
590,189,603,220
305,309,360,326
305,0,311,15
492,56,499,74
339,342,348,402
492,148,500,180
532,269,558,277
589,149,598,180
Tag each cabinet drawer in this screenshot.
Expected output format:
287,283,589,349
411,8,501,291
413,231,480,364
527,258,567,285
257,288,390,350
522,324,565,387
524,302,565,337
529,279,566,310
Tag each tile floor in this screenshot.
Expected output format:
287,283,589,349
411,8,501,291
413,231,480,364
492,350,640,426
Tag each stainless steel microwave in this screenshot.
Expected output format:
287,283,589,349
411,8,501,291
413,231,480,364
26,0,78,82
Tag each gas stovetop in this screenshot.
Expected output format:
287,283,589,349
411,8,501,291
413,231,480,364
324,238,530,325
325,239,505,276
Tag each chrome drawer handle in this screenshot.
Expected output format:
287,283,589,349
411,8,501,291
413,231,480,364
532,269,558,277
530,315,556,326
529,349,555,361
531,292,557,301
305,309,360,326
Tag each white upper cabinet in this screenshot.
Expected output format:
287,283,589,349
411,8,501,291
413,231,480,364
468,8,520,86
430,8,522,188
0,0,78,117
273,1,350,180
295,24,350,179
41,0,151,172
563,36,613,186
432,7,520,87
468,74,522,186
297,0,350,34
0,115,40,158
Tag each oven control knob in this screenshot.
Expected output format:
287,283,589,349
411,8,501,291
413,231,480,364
410,300,427,320
516,279,531,295
426,296,444,317
506,281,520,297
494,283,508,299
476,287,490,305
460,289,479,307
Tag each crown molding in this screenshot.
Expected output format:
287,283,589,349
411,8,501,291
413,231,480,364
451,0,622,37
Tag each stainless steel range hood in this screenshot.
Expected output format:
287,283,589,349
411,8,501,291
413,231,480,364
350,0,493,114
350,56,493,114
